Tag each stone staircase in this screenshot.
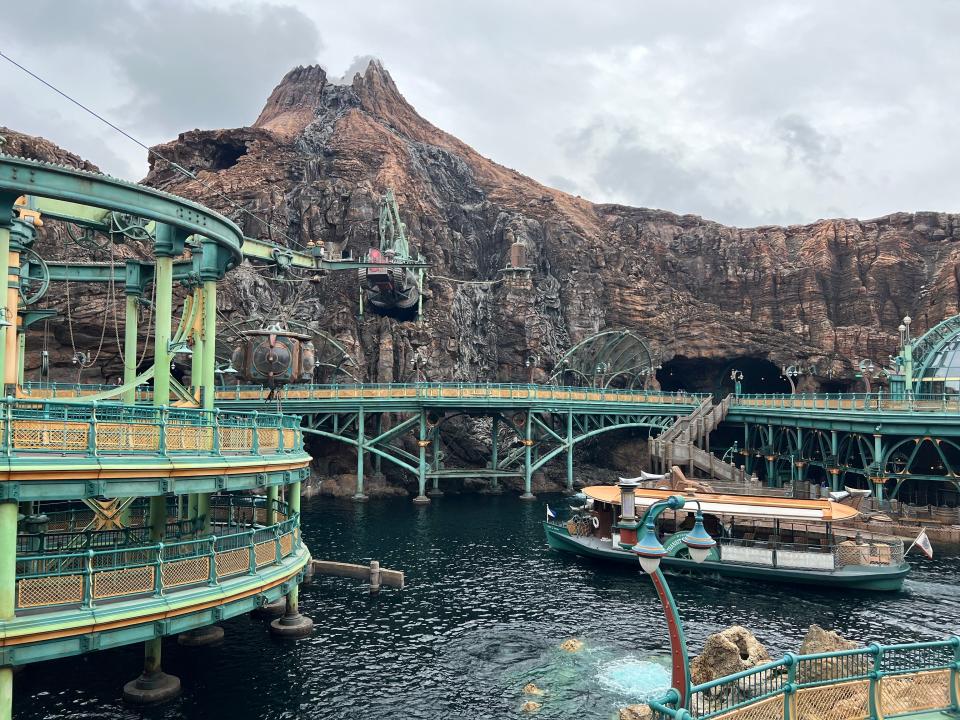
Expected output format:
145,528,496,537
651,394,748,484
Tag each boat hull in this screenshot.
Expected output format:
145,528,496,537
544,522,909,592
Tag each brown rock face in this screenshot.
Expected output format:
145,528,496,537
689,626,771,686
133,61,960,395
797,625,864,683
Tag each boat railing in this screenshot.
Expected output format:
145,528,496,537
649,638,960,720
718,534,904,570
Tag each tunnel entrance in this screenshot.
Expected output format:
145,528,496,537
657,356,791,395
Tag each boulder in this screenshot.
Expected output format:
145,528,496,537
522,683,545,696
690,626,771,686
520,700,542,713
798,625,864,682
559,638,584,653
619,704,653,720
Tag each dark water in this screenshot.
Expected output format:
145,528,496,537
14,494,960,720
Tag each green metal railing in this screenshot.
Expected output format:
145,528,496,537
733,392,960,414
0,398,304,458
21,381,707,406
14,512,302,610
649,638,960,720
213,382,708,405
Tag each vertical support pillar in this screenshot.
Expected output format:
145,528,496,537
123,292,139,404
0,222,10,392
267,485,278,526
520,412,535,501
765,425,776,487
269,478,313,638
490,414,500,492
15,329,23,388
190,288,204,398
4,235,20,395
125,493,181,702
353,410,368,502
0,500,17,720
428,424,443,497
198,493,210,535
373,414,382,475
153,252,174,407
414,411,430,504
830,431,840,492
565,410,575,495
201,280,216,410
744,422,753,475
873,433,885,503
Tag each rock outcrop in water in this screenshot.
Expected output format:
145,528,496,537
689,626,771,686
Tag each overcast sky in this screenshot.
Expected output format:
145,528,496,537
2,0,958,227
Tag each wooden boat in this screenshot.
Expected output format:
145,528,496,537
544,486,910,591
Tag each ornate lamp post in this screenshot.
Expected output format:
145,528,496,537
632,494,717,709
595,361,610,389
525,354,539,384
730,369,743,396
857,359,877,393
781,365,800,394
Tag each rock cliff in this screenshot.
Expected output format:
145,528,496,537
6,60,960,393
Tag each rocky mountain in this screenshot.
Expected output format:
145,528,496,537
7,61,960,395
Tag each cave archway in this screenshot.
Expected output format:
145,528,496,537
656,356,791,395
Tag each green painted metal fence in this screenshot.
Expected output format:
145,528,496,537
649,638,960,720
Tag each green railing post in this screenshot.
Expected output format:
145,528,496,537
158,406,168,456
208,536,218,586
87,400,98,457
248,530,257,575
783,653,797,720
950,636,960,713
212,408,221,455
153,542,164,597
868,643,882,720
251,411,260,455
82,549,94,608
273,523,282,564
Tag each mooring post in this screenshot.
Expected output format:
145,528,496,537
353,410,368,502
414,411,430,504
369,560,381,594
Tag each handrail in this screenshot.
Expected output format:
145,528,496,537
731,392,960,414
20,381,709,406
15,512,303,610
0,397,304,459
649,637,960,720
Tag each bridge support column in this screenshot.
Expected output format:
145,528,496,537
152,236,175,407
270,480,313,639
414,411,430,504
353,410,368,502
873,433,886,504
490,415,501,492
564,410,575,495
201,279,216,410
428,424,443,497
125,495,180,704
765,425,776,487
190,288,204,401
830,431,840,492
267,485,278,525
743,423,753,476
520,413,535,501
0,500,16,720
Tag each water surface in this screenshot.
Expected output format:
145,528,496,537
14,494,959,719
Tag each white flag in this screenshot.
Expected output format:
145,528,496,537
913,529,934,559
546,505,556,520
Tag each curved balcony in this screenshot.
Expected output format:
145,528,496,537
0,400,312,500
2,497,309,666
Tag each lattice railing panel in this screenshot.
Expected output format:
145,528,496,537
280,533,293,557
166,425,210,452
17,574,84,608
282,429,296,448
161,557,209,588
13,421,88,451
220,427,253,452
257,428,280,452
215,548,248,578
254,540,276,567
880,670,951,716
92,565,153,599
796,679,869,720
709,693,784,720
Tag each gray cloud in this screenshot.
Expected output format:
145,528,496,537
5,0,960,226
774,114,842,180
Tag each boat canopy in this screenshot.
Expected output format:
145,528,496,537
582,486,860,523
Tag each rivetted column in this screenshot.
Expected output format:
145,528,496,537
490,414,500,492
201,278,217,410
565,410,575,495
269,480,313,639
190,287,204,399
122,261,145,404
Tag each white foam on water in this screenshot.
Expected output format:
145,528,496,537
596,657,672,699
